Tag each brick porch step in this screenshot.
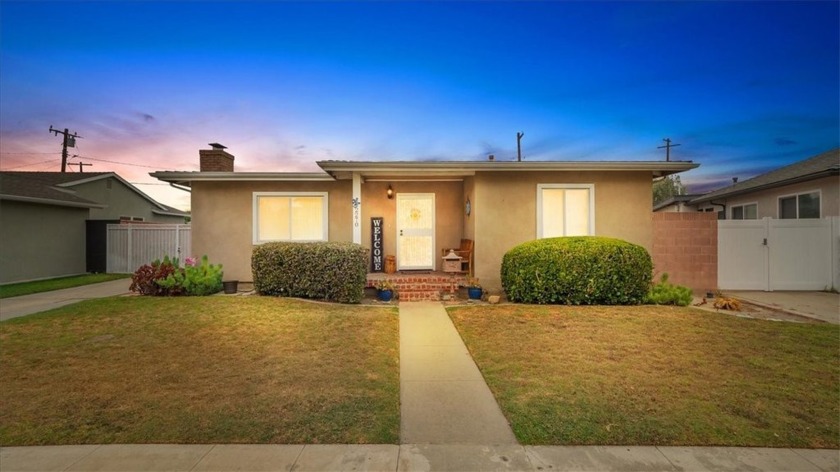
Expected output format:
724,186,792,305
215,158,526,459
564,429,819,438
367,272,466,302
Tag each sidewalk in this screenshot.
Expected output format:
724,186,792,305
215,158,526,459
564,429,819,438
0,278,132,322
1,443,837,471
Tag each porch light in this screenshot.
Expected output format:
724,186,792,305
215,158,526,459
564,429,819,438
387,184,394,199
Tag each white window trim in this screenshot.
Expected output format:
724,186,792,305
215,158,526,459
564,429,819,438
730,202,758,220
252,192,329,244
777,189,821,219
536,183,595,238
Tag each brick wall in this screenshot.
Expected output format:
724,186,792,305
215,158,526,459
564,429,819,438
652,212,717,293
199,149,235,172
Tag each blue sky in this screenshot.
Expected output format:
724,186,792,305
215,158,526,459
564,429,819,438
1,1,838,210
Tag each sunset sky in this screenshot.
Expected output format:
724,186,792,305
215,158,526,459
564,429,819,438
1,1,837,211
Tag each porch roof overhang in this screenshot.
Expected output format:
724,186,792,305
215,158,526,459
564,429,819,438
316,160,699,180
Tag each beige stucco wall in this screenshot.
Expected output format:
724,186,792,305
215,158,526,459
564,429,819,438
361,181,463,271
191,181,352,282
463,177,475,241
76,178,186,223
0,201,89,284
720,176,839,219
472,171,654,291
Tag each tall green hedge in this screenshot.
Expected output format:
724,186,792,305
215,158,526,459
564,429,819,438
501,236,652,305
252,242,369,304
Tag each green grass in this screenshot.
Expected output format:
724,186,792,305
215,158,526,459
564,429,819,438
0,296,399,445
448,304,840,448
0,273,131,299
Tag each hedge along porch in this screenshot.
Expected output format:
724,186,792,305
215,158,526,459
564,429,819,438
152,144,697,291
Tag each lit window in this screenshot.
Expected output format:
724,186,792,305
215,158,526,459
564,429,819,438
253,193,328,243
537,184,594,238
779,191,820,219
731,203,757,220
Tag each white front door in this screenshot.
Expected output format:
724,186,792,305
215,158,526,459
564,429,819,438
396,193,435,270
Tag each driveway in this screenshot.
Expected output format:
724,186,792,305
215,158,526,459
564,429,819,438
729,291,839,324
0,279,132,322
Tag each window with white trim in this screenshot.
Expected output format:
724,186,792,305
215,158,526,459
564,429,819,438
779,191,820,219
730,203,757,220
537,184,594,238
253,192,328,243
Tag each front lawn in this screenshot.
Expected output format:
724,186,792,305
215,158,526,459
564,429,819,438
0,273,130,299
0,296,399,445
448,304,839,448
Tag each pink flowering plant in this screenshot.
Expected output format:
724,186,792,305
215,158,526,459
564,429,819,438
131,255,223,296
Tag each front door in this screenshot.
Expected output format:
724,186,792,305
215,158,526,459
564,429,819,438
396,193,435,270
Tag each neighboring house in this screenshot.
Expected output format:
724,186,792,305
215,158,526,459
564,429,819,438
689,148,839,220
653,194,704,213
152,144,697,290
0,171,189,283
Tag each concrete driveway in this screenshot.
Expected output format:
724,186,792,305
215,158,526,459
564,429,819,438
729,290,839,324
0,278,132,322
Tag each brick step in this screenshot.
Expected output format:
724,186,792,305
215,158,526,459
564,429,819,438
397,290,443,301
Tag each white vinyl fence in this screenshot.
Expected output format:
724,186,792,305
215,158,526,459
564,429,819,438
718,217,839,291
107,224,191,274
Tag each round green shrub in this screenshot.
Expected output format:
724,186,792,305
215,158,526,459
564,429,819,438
501,236,653,305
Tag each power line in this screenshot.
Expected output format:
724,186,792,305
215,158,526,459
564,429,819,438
2,159,62,170
71,155,162,169
49,126,82,172
0,152,61,155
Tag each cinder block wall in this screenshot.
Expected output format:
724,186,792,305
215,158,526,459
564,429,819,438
652,212,718,293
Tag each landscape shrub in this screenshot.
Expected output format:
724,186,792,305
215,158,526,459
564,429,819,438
501,236,652,305
252,242,368,304
646,273,693,306
130,255,223,296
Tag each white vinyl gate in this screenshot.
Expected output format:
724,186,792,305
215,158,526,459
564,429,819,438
718,217,840,291
107,224,191,274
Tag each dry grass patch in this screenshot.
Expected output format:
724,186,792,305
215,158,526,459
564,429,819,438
0,296,399,445
448,304,839,447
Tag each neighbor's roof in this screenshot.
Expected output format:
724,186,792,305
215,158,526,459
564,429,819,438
652,194,705,212
0,172,105,208
690,148,839,205
0,171,188,216
151,159,698,186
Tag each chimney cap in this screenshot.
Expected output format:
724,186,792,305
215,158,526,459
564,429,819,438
208,143,227,150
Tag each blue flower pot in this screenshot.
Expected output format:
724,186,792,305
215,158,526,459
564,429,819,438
378,289,394,302
468,287,482,300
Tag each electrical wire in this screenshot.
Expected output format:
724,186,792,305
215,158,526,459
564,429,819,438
71,155,163,169
2,159,62,170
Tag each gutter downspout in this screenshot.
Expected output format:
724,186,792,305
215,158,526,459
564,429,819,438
709,200,726,219
169,182,191,193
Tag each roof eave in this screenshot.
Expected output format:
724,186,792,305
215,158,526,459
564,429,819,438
0,194,106,209
690,168,839,204
150,171,337,186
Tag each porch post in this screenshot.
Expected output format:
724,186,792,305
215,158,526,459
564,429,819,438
352,172,362,244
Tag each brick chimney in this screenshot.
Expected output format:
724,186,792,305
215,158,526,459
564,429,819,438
199,143,234,172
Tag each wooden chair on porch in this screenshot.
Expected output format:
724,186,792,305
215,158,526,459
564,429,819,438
441,238,473,275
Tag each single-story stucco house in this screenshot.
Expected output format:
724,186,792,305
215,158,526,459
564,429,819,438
152,144,697,293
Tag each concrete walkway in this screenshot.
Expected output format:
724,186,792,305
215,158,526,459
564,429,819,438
399,301,517,445
1,443,837,471
0,278,132,322
729,290,840,324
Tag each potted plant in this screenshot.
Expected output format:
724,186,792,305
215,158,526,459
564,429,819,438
466,277,482,300
375,279,395,302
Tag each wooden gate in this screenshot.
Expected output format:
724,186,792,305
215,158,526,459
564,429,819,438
107,224,191,273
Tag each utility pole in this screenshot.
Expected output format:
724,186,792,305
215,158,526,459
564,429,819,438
74,161,92,173
657,138,681,162
516,131,524,161
49,126,82,172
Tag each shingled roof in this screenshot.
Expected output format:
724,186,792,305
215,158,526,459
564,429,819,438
0,172,104,208
691,148,839,204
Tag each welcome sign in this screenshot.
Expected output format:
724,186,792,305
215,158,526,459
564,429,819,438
371,217,384,272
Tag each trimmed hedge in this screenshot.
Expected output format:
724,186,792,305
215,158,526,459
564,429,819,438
252,242,369,304
501,236,652,305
